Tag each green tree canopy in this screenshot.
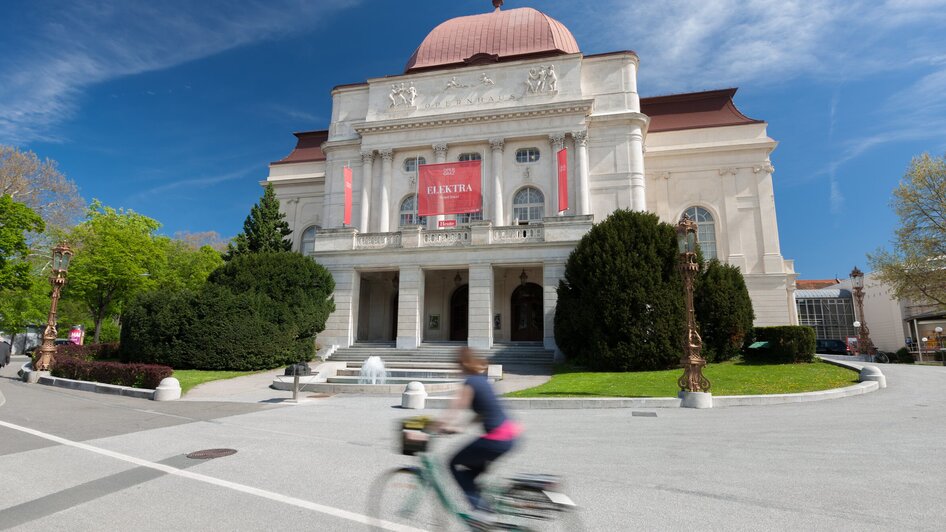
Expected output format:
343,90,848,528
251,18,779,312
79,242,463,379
869,153,946,308
152,237,225,292
0,195,45,290
554,210,685,371
225,183,291,260
66,200,163,343
695,259,755,362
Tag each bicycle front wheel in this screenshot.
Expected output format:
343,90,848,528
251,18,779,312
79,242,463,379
368,467,448,531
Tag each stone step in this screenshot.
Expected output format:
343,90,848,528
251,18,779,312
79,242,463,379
336,368,464,379
326,376,463,385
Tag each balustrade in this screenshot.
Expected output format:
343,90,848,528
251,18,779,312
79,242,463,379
491,225,544,243
422,229,471,247
355,232,402,249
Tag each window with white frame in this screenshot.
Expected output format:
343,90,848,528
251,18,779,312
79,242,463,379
513,187,545,224
458,152,482,162
300,225,319,255
399,195,427,227
683,206,717,260
402,157,426,173
515,148,540,163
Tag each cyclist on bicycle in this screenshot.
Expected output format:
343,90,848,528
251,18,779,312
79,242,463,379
436,347,522,513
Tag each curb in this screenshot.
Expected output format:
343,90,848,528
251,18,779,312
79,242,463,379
425,359,880,409
38,375,155,400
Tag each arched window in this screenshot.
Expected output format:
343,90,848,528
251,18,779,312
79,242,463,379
399,195,427,227
683,206,717,260
458,152,481,162
515,148,540,163
300,225,319,255
403,157,426,173
513,187,545,224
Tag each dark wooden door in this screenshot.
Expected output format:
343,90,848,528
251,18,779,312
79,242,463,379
511,282,543,341
450,284,469,341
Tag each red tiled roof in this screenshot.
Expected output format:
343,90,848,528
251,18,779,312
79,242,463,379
796,279,842,290
405,7,579,73
641,88,763,132
271,130,328,165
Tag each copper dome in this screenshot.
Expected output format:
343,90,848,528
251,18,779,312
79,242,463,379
405,7,580,73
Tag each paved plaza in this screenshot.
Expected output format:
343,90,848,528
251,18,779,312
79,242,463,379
1,358,945,531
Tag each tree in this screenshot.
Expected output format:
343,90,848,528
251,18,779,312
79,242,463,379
869,153,946,308
0,195,45,290
151,237,225,292
65,200,164,343
0,268,51,346
695,259,755,362
554,210,685,371
225,183,291,260
0,145,84,246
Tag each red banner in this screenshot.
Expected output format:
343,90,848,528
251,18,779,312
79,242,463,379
417,161,482,216
557,148,568,213
343,166,352,226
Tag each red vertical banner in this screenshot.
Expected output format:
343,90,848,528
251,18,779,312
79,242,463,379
343,166,353,226
557,148,568,213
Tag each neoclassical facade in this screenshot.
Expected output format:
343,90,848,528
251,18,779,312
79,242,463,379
267,4,798,354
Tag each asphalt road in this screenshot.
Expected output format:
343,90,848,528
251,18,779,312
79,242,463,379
2,357,945,531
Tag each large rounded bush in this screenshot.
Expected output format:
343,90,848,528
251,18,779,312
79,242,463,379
554,210,685,371
121,253,335,370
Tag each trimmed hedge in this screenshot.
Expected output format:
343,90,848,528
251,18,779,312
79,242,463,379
894,347,916,364
695,260,755,362
744,326,816,363
52,356,172,389
56,342,120,361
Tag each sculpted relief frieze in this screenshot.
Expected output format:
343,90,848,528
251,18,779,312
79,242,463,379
378,63,567,116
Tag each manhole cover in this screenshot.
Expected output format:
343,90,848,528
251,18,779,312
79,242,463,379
187,448,238,460
631,411,658,417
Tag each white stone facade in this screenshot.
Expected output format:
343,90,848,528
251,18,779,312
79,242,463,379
267,19,797,353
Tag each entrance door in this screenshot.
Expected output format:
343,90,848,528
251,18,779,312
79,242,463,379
511,282,543,341
450,284,469,341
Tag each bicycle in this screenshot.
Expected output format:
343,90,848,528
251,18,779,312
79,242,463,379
368,416,582,531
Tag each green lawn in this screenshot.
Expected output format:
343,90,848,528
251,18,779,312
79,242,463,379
506,359,858,398
172,369,261,395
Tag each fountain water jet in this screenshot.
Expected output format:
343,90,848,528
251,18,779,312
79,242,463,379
358,356,387,384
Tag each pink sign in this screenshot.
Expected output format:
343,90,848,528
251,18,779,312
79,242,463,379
438,219,457,228
69,326,84,345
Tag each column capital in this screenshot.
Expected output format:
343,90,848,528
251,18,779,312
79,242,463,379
549,132,566,150
572,130,588,146
489,138,505,151
379,148,394,160
432,143,448,155
361,149,375,163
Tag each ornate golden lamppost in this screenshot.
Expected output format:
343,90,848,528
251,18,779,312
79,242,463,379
33,243,73,372
677,214,710,393
849,266,876,358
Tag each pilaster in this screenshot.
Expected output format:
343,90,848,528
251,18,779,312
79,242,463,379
396,265,424,349
573,130,591,216
378,148,394,233
468,263,494,350
490,138,505,225
359,150,374,234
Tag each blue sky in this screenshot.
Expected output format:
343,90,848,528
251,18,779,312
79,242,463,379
2,0,946,280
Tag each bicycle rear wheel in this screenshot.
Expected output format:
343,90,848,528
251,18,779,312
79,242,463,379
493,485,584,531
368,467,449,530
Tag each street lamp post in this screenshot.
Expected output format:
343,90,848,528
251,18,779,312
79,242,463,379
677,214,710,393
849,267,876,359
33,244,73,372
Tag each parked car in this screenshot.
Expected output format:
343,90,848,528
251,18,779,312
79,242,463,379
816,339,848,355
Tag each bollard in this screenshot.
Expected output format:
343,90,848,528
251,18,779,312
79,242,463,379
153,377,182,401
292,373,300,401
859,366,887,388
401,381,427,409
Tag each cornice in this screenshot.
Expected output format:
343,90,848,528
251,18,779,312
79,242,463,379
644,138,777,157
264,176,323,186
351,99,595,135
586,110,650,128
321,138,363,153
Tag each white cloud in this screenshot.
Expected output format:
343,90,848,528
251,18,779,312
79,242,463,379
130,164,258,201
0,0,356,144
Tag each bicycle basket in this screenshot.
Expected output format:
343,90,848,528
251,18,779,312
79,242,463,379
400,416,431,456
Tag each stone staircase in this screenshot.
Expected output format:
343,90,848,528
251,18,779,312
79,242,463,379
328,341,554,367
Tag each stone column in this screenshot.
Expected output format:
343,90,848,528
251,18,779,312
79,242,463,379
468,263,494,350
542,261,566,359
753,162,784,274
489,138,505,225
359,150,374,233
378,148,394,233
396,265,424,349
433,143,448,229
322,267,356,349
549,133,566,215
629,124,646,211
574,130,591,216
